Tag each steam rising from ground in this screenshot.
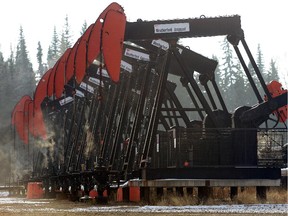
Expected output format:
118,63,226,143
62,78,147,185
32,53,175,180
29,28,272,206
33,132,56,168
0,125,21,184
0,123,58,184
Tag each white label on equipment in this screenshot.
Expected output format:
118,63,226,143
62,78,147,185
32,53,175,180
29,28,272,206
88,77,104,87
80,82,94,94
96,68,109,78
154,23,190,34
59,96,74,106
151,39,169,51
121,60,132,73
124,48,150,61
75,90,85,98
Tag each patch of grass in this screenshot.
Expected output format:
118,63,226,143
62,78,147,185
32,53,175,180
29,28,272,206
236,187,288,204
266,187,288,204
149,187,287,205
236,187,257,204
155,195,198,206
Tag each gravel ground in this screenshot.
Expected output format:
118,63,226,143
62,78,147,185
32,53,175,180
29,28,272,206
0,197,287,216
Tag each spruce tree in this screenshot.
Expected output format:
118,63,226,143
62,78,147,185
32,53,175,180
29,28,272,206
220,38,240,111
47,26,60,68
36,41,45,77
15,26,29,68
15,26,35,97
212,55,221,86
266,59,280,83
232,62,246,107
256,44,265,76
256,44,268,96
59,15,72,55
7,46,15,79
245,62,258,105
0,48,14,128
80,20,88,36
47,45,53,68
0,51,6,78
211,55,223,109
0,27,35,128
0,51,7,127
246,45,265,104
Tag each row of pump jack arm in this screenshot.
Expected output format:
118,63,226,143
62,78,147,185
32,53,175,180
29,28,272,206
11,2,287,183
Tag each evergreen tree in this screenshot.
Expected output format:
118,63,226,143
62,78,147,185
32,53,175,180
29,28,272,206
256,44,265,76
80,20,88,36
47,45,53,68
15,26,35,97
220,38,236,88
246,45,265,105
0,48,14,128
0,27,35,127
245,62,258,105
232,62,246,107
59,15,72,55
220,38,240,111
15,26,29,68
0,51,4,68
266,59,280,83
36,41,45,77
0,50,6,76
47,26,60,68
212,55,221,85
254,45,266,99
211,55,223,109
51,27,59,57
7,46,15,78
0,50,7,126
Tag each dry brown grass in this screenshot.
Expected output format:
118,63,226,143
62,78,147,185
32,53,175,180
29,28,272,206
266,187,288,204
156,195,197,206
236,187,258,204
237,187,288,204
150,187,288,206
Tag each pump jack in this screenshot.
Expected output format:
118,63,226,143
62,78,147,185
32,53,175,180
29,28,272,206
11,2,287,202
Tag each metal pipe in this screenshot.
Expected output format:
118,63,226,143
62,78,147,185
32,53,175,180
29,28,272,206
241,38,271,101
233,45,263,102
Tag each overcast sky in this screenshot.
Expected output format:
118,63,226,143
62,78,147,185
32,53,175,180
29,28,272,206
0,0,287,86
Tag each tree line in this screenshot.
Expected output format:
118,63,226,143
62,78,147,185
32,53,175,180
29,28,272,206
213,38,280,112
0,16,281,129
0,16,87,129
